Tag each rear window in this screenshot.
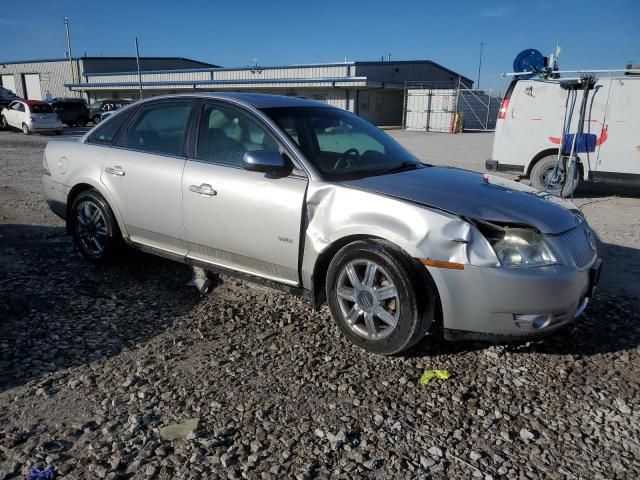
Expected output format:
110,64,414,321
30,104,54,113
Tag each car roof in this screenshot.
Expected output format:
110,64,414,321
21,99,50,106
141,92,335,110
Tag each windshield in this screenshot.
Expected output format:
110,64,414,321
261,106,423,180
30,104,54,113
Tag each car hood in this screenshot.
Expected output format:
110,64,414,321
341,166,582,235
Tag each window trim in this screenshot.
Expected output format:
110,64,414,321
189,100,308,178
85,105,138,146
117,99,197,158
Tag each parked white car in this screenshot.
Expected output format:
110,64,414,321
0,99,63,135
487,74,640,194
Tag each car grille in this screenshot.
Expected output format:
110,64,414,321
557,222,597,269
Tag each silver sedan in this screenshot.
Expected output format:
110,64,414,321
42,93,601,355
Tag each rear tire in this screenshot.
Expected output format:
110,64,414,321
22,123,31,135
326,239,434,355
530,154,580,197
69,190,123,263
93,116,101,125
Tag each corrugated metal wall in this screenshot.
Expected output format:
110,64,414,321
0,60,82,99
84,64,351,85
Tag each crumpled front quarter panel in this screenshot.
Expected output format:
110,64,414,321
300,182,497,290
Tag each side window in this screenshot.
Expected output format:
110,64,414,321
125,102,192,156
86,108,134,145
196,104,279,166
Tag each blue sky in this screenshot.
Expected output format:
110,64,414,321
0,0,638,92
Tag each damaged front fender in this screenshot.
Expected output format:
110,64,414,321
300,183,499,293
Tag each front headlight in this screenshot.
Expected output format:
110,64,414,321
487,227,557,268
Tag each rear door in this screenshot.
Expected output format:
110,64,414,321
181,101,307,284
594,78,640,175
100,100,195,254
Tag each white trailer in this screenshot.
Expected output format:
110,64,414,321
487,74,640,193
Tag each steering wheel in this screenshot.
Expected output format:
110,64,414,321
333,148,360,170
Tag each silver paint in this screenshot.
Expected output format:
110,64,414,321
42,92,598,339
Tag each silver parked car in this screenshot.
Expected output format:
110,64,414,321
42,93,602,355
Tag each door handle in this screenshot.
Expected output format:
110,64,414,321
189,183,217,197
104,166,125,176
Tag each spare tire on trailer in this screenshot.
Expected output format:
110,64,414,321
530,154,581,197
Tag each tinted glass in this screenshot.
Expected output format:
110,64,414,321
125,103,192,156
262,107,422,180
30,104,54,113
196,104,279,166
55,102,86,110
86,108,134,145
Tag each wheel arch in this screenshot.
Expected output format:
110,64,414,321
66,181,129,240
526,148,588,180
309,234,442,325
525,148,559,177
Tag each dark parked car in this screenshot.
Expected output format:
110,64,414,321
89,99,131,124
50,99,90,127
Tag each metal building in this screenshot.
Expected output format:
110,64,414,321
0,56,215,100
66,59,472,126
1,56,471,126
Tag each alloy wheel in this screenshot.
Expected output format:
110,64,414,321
335,259,400,340
75,200,108,256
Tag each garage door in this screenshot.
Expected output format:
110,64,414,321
24,74,42,100
1,74,17,95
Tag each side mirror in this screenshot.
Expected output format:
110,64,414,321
243,151,290,175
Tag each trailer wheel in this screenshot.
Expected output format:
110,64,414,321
530,154,580,197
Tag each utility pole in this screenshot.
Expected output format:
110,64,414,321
64,17,76,97
135,38,143,99
477,42,484,90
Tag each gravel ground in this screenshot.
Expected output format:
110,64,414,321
0,128,639,480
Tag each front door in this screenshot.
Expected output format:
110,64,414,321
6,101,24,128
100,101,194,254
181,102,307,284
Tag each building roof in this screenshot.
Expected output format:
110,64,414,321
0,56,218,73
354,59,474,84
81,56,218,74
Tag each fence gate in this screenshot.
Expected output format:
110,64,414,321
403,88,457,132
402,81,502,132
456,84,501,131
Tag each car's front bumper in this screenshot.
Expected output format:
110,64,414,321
427,259,601,340
42,175,68,219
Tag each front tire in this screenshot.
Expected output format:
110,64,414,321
22,123,31,135
0,116,7,130
326,239,433,355
69,190,122,263
530,154,580,197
